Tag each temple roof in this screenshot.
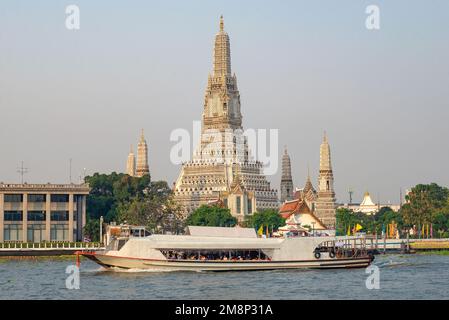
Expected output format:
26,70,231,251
279,198,326,229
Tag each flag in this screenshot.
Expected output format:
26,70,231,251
266,225,269,238
355,224,363,232
347,225,351,236
257,225,263,237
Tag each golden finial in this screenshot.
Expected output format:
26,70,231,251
220,15,224,32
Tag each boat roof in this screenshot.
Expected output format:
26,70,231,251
133,234,283,250
185,226,257,238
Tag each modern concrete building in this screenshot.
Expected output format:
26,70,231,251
0,183,90,242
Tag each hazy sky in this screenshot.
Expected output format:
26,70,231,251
1,0,448,204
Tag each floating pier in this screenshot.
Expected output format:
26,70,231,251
0,242,104,256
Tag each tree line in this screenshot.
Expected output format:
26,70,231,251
336,183,449,238
83,172,284,241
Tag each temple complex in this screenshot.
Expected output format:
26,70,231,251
279,133,336,230
173,16,279,220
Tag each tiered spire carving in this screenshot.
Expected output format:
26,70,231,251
126,144,136,177
315,131,336,228
280,146,294,202
202,16,242,134
319,131,332,171
136,129,149,177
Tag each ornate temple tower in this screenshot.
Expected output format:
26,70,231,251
280,147,294,203
136,129,149,177
315,132,336,228
174,16,279,218
126,145,136,177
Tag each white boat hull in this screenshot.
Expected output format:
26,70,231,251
82,252,372,271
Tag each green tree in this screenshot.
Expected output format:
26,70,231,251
186,205,237,227
84,173,184,236
83,218,100,242
336,208,357,235
247,209,285,232
401,183,449,234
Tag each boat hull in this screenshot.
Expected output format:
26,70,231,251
81,252,372,271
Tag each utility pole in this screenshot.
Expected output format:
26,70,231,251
16,161,28,184
348,188,353,204
100,216,104,244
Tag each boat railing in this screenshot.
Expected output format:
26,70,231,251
316,237,369,258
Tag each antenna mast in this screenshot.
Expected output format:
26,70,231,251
16,161,29,184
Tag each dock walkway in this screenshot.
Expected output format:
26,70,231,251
0,242,104,256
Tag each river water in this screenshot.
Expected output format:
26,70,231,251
0,254,448,300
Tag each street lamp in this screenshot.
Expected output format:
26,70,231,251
311,222,316,237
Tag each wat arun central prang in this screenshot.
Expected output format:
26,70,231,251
173,16,279,220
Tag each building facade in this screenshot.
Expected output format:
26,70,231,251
314,133,337,228
173,16,279,219
0,183,90,242
280,148,294,203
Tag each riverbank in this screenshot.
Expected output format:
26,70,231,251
0,255,84,262
417,250,449,256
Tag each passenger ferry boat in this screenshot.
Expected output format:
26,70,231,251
78,225,373,271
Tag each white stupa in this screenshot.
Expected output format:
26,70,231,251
355,192,378,215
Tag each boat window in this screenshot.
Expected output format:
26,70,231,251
117,239,127,250
159,249,270,261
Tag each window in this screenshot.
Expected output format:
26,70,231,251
50,211,69,221
28,194,46,202
223,198,228,208
50,224,69,241
27,211,46,221
4,211,23,221
27,224,45,242
4,194,23,202
247,198,252,214
236,196,241,214
50,194,69,202
4,224,23,241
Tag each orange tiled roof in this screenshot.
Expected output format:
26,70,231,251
279,199,301,218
